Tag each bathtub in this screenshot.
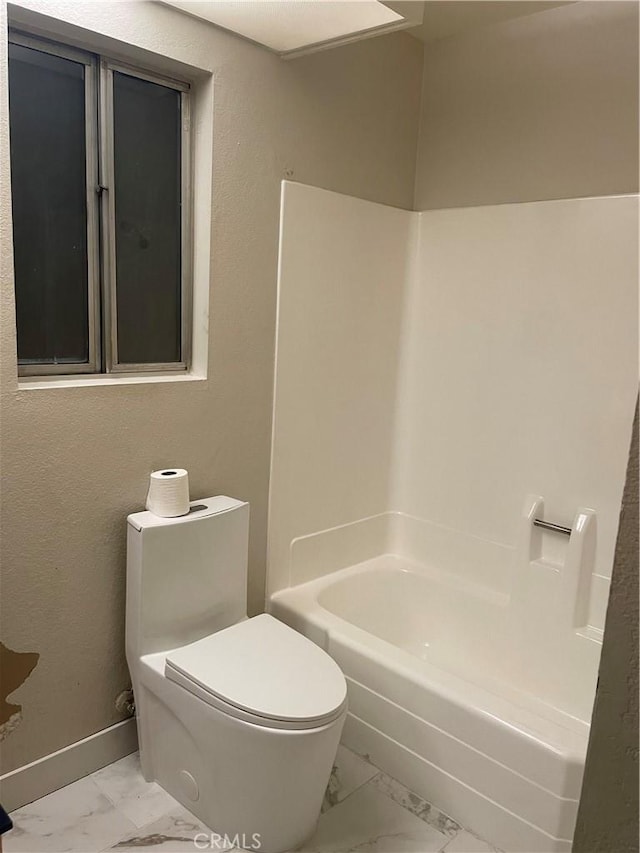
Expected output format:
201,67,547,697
270,554,595,853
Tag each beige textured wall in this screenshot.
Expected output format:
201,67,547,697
573,402,639,852
0,0,423,773
414,1,639,210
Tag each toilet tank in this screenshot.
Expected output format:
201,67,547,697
126,496,249,658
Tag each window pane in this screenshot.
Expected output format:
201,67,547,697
8,43,90,365
113,71,182,365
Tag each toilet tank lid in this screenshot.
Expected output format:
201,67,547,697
128,496,247,531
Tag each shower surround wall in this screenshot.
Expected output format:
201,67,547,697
392,198,638,614
269,182,638,607
269,186,414,591
267,181,639,850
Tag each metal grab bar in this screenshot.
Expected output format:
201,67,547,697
533,518,572,537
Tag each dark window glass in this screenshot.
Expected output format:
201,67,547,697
113,71,182,365
8,43,90,365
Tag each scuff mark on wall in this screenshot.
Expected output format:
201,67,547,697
0,642,39,740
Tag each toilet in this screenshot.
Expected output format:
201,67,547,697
126,496,347,853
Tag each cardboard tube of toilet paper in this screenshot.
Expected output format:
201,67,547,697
146,469,190,517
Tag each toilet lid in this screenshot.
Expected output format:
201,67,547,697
165,614,347,729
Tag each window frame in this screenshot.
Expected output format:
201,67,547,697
9,31,101,376
8,29,193,378
100,59,193,374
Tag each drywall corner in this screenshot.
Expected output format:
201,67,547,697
572,398,639,851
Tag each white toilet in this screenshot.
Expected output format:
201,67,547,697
126,496,347,853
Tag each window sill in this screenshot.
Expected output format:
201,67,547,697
18,371,206,390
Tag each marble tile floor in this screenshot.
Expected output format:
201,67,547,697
5,746,500,853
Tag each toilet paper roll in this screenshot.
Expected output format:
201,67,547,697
146,469,190,517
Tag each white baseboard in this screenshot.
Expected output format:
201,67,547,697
0,718,138,811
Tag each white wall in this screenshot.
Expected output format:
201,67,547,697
393,196,639,583
268,186,639,627
268,182,413,594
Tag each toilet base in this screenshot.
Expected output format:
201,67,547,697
135,660,345,853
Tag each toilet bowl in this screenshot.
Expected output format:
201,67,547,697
126,496,347,853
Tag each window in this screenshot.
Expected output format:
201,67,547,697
8,31,192,376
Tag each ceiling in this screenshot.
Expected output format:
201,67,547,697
160,1,417,56
403,1,573,44
159,0,574,57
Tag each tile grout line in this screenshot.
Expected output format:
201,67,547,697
326,764,462,853
337,763,458,848
341,755,471,851
340,768,384,809
322,766,383,815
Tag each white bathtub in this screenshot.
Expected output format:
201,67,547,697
270,554,595,853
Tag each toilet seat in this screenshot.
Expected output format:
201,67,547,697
165,614,347,731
